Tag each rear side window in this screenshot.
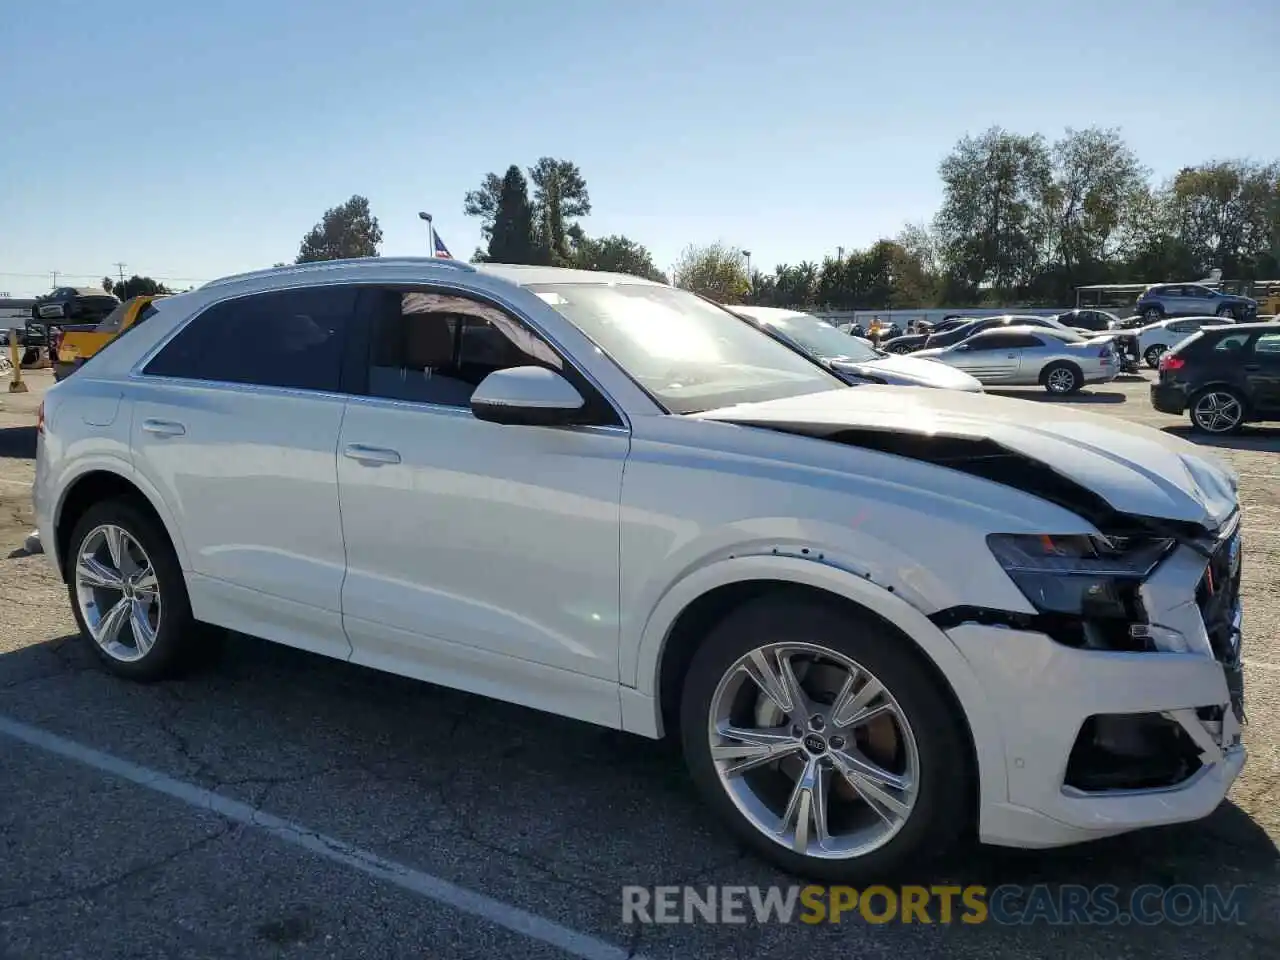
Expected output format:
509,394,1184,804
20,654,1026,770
145,286,357,392
1212,333,1251,353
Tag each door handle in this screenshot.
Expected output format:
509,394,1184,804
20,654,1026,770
141,418,186,437
1244,364,1261,371
343,443,401,465
1006,354,1016,359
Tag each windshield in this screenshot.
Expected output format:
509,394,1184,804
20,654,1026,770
526,282,843,414
760,314,880,363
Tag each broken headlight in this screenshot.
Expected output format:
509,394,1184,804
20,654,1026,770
987,533,1173,620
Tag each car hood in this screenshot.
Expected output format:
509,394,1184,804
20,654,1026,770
830,353,984,392
691,386,1238,530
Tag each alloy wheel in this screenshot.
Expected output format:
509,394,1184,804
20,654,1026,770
74,524,162,663
707,642,920,860
1193,392,1243,433
1046,367,1076,394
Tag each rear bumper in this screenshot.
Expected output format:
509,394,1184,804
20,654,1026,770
1151,382,1188,415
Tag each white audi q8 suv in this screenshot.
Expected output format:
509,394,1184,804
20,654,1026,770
34,258,1246,881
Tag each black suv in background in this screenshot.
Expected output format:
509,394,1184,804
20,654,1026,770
1150,322,1280,433
1055,308,1119,332
29,287,120,350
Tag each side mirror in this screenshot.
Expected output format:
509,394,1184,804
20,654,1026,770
470,366,587,427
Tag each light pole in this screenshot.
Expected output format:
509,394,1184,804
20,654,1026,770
742,249,752,300
418,211,435,254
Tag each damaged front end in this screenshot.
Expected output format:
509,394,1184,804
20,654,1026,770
740,422,1246,800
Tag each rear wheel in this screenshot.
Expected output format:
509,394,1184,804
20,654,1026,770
1143,306,1163,322
67,499,203,681
887,343,913,355
1041,361,1081,395
1190,388,1245,435
1144,344,1166,369
679,594,970,882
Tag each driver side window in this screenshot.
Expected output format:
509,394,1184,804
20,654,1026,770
363,288,565,408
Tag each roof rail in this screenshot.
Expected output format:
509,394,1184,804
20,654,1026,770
203,256,476,289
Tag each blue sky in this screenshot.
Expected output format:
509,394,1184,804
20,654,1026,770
2,0,1277,296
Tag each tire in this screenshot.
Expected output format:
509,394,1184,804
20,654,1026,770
1041,361,1081,395
66,498,203,681
1144,344,1166,369
21,347,39,367
1143,306,1163,322
1216,305,1236,321
1189,387,1246,435
679,593,971,883
888,343,912,355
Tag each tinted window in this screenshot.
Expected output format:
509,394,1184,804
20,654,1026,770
145,286,356,392
966,332,1026,351
1187,286,1216,298
364,289,564,408
1212,332,1252,352
1254,332,1280,355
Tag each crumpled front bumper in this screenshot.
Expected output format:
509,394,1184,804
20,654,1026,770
950,529,1246,849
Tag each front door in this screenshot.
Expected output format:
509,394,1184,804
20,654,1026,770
1244,331,1280,414
336,286,629,690
950,332,1023,381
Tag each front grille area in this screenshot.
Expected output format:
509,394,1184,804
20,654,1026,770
1197,523,1245,721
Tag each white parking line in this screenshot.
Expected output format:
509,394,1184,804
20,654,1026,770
0,715,638,960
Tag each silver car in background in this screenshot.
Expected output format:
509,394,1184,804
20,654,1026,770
913,326,1119,394
728,305,984,392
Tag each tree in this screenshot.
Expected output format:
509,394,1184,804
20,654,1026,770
463,172,504,241
673,243,749,301
528,157,591,265
296,195,383,263
1042,128,1148,287
110,275,172,299
101,277,114,294
572,235,666,281
1169,160,1280,278
483,166,537,264
934,127,1053,292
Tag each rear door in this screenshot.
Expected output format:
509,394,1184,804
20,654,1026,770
130,284,359,659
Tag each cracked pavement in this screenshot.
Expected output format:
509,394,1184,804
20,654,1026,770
0,371,1277,958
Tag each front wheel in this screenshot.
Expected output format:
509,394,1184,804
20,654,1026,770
679,594,970,882
1041,361,1081,395
1143,306,1163,322
67,498,202,681
1190,388,1245,435
1216,305,1236,321
1144,344,1166,369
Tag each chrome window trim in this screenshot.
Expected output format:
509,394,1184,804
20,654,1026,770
129,278,632,432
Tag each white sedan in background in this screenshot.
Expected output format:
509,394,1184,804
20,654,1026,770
914,326,1119,394
728,305,983,392
1134,316,1232,368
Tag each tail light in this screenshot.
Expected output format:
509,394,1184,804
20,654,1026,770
1160,355,1185,372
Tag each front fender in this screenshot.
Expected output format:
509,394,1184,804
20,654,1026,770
625,553,1008,807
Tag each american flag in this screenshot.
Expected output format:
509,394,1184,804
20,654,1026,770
433,232,453,259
